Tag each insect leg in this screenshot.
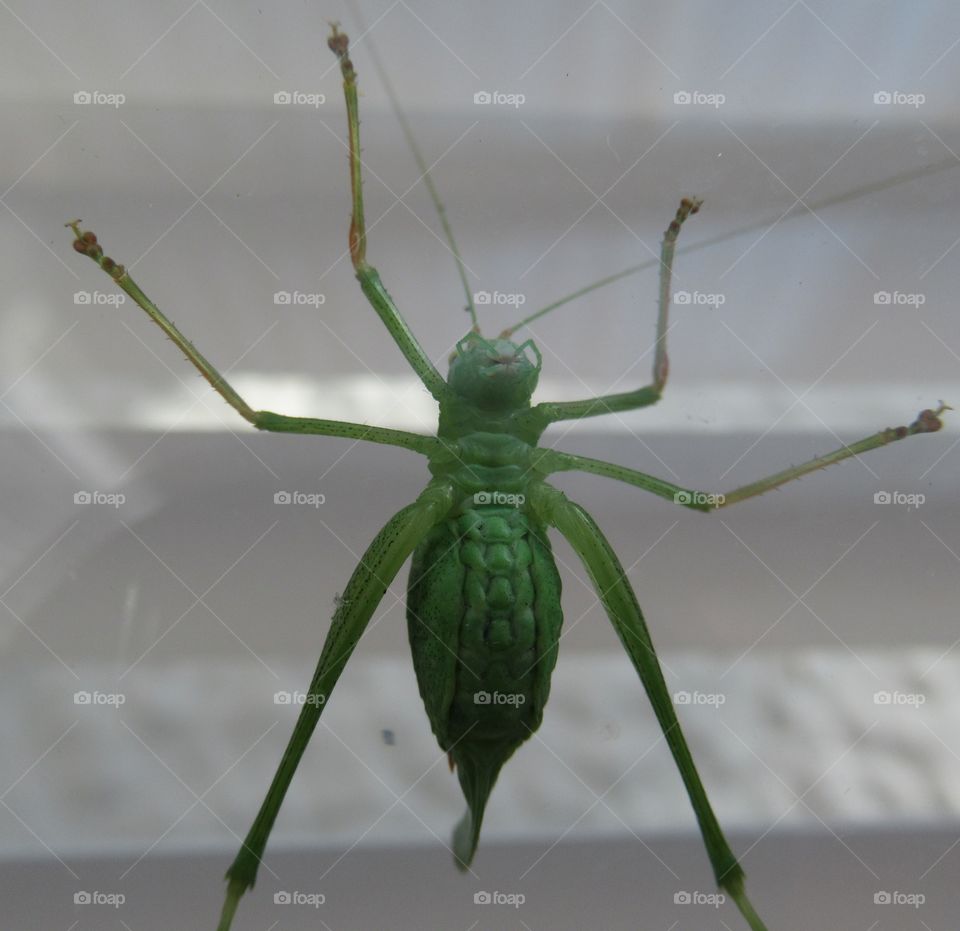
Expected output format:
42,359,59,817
66,222,440,454
503,158,959,339
328,26,453,402
535,448,709,509
712,404,949,508
530,483,769,931
344,4,478,330
217,482,453,931
535,403,948,510
531,198,700,423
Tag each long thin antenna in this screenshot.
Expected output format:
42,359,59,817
347,0,479,331
499,155,960,338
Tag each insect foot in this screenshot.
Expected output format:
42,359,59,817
65,221,125,281
327,21,350,60
904,402,951,436
668,196,703,235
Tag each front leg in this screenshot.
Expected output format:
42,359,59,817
533,197,701,423
537,403,949,510
67,222,440,454
328,26,452,403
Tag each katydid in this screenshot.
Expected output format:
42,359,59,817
65,23,948,931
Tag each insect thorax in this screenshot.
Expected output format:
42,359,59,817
429,428,541,500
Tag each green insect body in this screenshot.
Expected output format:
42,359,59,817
410,335,564,866
410,506,562,864
64,23,949,931
411,330,583,865
408,502,563,866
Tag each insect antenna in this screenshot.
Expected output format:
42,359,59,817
498,154,960,339
347,0,480,333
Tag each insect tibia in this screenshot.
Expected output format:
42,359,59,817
653,353,669,393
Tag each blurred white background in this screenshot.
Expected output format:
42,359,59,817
2,1,959,928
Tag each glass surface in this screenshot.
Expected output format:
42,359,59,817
3,2,958,928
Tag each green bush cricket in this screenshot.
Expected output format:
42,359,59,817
64,23,949,931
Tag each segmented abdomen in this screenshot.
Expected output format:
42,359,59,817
406,502,563,754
